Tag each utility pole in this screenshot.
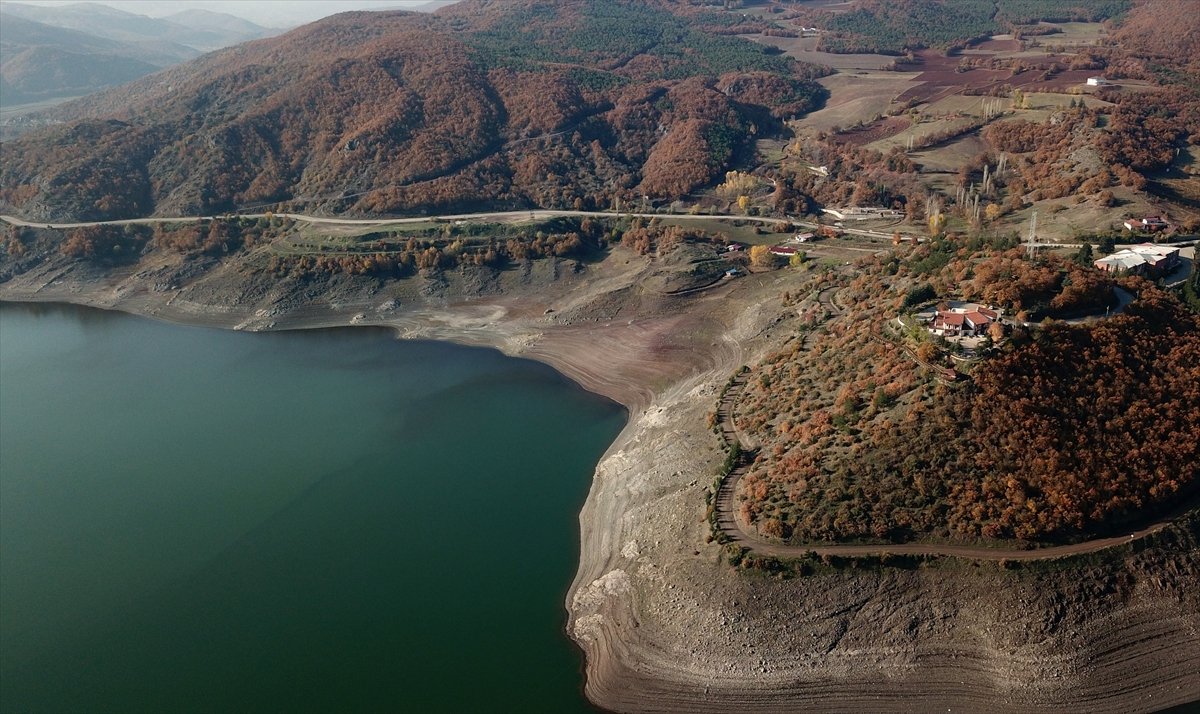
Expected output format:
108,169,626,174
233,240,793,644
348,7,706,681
1026,211,1038,259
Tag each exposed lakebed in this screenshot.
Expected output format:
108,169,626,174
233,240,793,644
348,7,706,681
0,302,625,713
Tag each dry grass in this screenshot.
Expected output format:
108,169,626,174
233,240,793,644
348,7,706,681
910,134,988,172
797,72,920,132
743,34,898,71
867,116,983,152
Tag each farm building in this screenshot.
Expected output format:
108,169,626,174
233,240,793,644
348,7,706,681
820,207,904,221
1086,77,1108,86
769,245,799,257
1122,216,1169,232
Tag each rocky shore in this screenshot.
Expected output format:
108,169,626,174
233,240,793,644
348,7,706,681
2,248,1197,713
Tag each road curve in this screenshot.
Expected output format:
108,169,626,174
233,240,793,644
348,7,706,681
713,286,1189,562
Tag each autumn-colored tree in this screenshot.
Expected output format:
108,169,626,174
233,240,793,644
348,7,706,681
928,212,945,236
749,244,775,267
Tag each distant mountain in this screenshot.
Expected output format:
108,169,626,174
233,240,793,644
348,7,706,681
0,2,278,108
0,14,191,107
0,2,275,52
162,8,280,43
0,12,196,106
0,0,830,222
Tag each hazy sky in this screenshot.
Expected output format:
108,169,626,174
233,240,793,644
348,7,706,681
2,1,443,28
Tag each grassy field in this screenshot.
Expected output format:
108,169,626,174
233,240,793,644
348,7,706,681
654,217,792,245
867,115,986,152
797,72,920,132
743,34,897,71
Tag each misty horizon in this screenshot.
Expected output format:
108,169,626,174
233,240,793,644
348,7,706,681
0,0,449,28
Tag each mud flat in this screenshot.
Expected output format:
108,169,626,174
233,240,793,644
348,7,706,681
2,248,1198,713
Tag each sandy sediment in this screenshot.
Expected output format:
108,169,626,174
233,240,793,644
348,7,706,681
2,253,1198,713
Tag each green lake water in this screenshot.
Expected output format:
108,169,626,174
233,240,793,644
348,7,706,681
0,302,625,713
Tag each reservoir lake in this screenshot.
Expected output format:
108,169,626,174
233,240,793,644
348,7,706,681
0,302,626,713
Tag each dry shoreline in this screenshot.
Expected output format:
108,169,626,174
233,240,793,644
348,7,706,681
2,254,1198,713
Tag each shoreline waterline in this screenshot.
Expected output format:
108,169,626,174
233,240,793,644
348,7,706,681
0,299,631,713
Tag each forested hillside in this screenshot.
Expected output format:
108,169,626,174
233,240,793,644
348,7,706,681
734,249,1200,546
0,0,828,222
815,0,1130,54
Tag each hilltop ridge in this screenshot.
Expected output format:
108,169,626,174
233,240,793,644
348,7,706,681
0,0,828,221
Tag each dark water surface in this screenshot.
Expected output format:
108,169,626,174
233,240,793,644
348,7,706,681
0,302,625,713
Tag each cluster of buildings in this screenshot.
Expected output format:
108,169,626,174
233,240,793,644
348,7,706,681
1122,216,1169,233
1093,244,1181,277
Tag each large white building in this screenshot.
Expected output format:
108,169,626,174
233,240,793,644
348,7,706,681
1094,244,1181,276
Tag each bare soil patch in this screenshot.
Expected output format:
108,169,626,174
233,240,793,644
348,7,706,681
834,116,911,145
968,37,1021,53
895,52,1101,105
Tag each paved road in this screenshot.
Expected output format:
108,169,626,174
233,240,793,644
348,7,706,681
5,210,1195,254
0,208,908,249
712,285,1187,562
0,209,805,230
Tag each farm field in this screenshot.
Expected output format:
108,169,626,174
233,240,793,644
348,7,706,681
743,34,896,70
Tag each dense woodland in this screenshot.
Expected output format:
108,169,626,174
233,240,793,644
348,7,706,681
735,248,1199,545
0,0,828,222
806,0,1131,54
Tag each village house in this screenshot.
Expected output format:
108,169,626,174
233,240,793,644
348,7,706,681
1093,244,1181,276
1086,76,1108,86
1122,216,1169,232
769,245,799,257
928,304,1000,338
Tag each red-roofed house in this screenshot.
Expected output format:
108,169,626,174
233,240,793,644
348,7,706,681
1123,216,1169,232
929,304,998,337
